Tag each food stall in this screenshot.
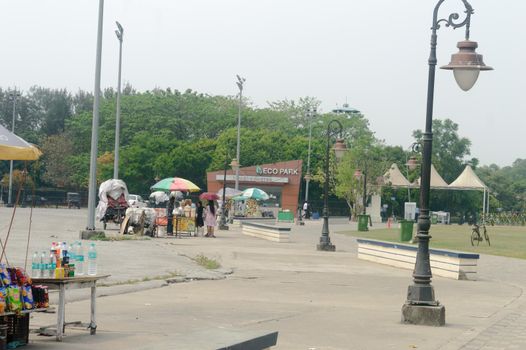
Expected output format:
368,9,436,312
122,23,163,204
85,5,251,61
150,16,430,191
0,124,48,348
150,177,201,237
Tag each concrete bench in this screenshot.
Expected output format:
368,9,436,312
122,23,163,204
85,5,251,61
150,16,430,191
242,222,290,243
357,238,479,280
231,217,276,227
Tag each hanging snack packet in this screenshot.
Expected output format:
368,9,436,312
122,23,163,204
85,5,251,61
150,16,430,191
0,294,5,314
31,286,42,308
0,264,11,286
21,285,34,310
7,268,17,286
6,285,22,312
15,268,31,286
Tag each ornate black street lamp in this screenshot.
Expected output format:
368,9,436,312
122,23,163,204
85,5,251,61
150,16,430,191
405,142,421,203
317,120,347,251
402,0,492,326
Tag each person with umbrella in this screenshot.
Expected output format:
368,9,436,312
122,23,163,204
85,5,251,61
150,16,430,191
204,200,217,237
199,192,219,237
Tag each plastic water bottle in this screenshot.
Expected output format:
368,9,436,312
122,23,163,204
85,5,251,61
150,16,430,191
76,242,85,276
32,252,41,278
62,242,68,259
40,251,48,277
68,242,75,263
87,243,97,276
49,252,57,277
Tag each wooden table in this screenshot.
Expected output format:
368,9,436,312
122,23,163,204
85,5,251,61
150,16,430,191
32,275,109,341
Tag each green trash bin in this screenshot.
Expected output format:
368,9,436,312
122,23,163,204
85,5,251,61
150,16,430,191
278,210,295,223
400,220,414,242
358,214,369,232
431,214,438,225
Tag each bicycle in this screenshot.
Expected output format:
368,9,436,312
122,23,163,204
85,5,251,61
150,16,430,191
471,223,490,246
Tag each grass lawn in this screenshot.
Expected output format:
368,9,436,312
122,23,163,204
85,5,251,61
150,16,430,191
338,224,526,260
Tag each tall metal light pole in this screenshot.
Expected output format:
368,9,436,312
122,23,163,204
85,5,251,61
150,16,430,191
86,0,105,230
219,152,231,231
234,75,245,191
113,21,124,180
317,120,347,251
7,90,20,207
402,0,492,326
304,108,315,203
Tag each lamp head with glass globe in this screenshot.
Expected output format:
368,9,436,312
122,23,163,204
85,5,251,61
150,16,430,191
441,40,493,91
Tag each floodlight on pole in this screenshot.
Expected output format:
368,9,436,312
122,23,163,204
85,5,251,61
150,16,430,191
86,0,105,230
234,75,245,191
113,20,124,180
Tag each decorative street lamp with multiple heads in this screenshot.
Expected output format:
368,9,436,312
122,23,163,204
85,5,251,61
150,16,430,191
234,75,246,191
299,108,316,226
317,120,347,251
219,154,234,230
304,107,316,203
402,0,492,326
113,21,124,180
405,142,421,203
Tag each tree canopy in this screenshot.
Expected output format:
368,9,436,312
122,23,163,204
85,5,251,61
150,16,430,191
0,85,523,216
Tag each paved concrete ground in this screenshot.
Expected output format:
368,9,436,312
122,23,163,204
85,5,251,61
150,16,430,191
1,208,525,349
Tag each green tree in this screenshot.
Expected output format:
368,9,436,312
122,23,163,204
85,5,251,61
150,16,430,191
41,133,75,187
412,118,476,183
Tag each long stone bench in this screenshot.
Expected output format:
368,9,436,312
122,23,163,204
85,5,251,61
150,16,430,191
357,238,479,280
242,222,291,243
231,217,276,227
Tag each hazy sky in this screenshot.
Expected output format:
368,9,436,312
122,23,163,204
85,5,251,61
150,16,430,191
0,0,523,167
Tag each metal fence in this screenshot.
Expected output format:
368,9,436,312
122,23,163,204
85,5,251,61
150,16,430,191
0,187,89,208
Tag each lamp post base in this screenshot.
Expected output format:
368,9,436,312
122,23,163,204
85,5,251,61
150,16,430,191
316,243,335,251
401,303,445,326
219,224,229,230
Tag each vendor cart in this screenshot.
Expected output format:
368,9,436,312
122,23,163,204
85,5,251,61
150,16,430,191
101,194,128,230
96,179,129,230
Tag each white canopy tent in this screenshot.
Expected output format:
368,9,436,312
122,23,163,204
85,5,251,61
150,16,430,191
383,163,412,187
383,164,490,219
448,165,489,217
383,163,449,189
414,164,449,189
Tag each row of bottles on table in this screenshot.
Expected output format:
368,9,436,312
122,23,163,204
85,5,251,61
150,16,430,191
31,241,97,278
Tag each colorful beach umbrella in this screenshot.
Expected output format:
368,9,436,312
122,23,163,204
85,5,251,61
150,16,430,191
234,188,270,201
150,177,200,193
215,187,243,199
0,123,42,160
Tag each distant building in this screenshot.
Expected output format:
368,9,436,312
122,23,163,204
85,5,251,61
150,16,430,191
206,160,303,214
332,103,360,115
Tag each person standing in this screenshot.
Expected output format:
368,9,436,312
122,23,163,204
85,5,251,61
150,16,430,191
204,200,217,237
196,201,204,236
166,196,175,235
303,201,312,219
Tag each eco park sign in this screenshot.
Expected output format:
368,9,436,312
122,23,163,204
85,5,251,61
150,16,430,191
256,165,299,176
